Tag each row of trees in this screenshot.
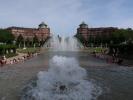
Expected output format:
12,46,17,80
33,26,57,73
75,33,109,47
76,28,133,47
0,29,50,48
76,28,133,59
0,29,16,55
0,29,50,55
0,44,16,55
110,28,133,44
16,34,50,48
109,41,133,59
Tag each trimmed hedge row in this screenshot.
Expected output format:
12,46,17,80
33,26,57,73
0,44,17,55
109,43,133,59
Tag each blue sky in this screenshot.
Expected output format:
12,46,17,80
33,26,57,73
0,0,133,36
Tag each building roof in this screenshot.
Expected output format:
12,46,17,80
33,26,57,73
7,26,37,30
80,21,88,25
79,21,88,28
39,22,48,28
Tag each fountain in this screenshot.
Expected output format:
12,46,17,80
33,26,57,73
21,36,102,100
21,56,102,100
44,35,83,51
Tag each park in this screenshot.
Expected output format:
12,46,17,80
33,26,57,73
0,25,133,100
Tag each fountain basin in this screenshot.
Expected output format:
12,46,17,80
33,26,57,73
21,56,102,100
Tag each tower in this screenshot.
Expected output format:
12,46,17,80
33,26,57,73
37,22,50,41
38,22,48,29
79,21,88,28
77,22,89,40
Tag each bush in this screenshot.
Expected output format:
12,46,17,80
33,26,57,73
0,29,15,43
0,44,17,55
109,42,133,59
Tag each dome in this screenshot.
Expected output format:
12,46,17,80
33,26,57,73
79,21,88,28
39,22,48,28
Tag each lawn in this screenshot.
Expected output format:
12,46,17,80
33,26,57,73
17,47,40,53
83,47,108,53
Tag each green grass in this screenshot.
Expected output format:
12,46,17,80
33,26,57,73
17,47,40,53
83,47,107,53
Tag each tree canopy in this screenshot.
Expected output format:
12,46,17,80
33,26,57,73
76,28,133,47
33,35,39,44
16,34,24,44
0,29,15,43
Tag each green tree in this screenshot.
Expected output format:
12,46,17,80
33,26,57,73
75,33,86,46
126,28,133,40
40,39,44,47
87,35,95,47
33,35,39,45
0,29,15,44
101,34,109,45
16,34,24,47
111,29,132,44
95,34,102,46
25,38,30,47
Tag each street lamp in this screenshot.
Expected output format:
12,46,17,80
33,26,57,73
13,40,16,45
23,39,26,50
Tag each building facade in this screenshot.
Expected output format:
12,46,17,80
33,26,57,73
7,22,51,41
77,22,117,40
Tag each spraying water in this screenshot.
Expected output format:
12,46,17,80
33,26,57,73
21,56,102,100
44,35,83,51
21,35,101,100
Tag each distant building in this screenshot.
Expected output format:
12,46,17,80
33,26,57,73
77,22,117,40
7,22,51,41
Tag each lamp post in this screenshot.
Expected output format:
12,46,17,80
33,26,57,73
23,39,26,50
34,43,36,48
13,40,16,45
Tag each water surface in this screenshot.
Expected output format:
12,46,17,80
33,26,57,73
0,51,133,100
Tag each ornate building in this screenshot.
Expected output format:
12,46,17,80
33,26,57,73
77,22,117,40
7,22,51,41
